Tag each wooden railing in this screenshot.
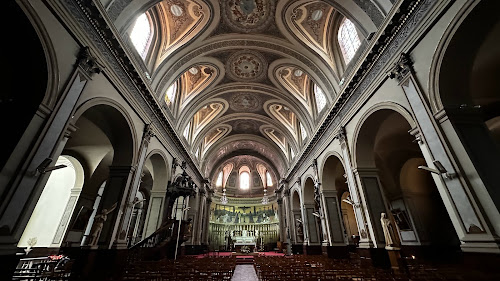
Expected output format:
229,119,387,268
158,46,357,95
127,219,190,262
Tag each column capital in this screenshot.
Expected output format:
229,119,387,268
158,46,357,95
388,52,413,83
143,123,155,143
335,126,347,146
76,47,102,78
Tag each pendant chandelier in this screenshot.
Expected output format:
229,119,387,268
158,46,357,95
221,187,228,204
261,186,268,205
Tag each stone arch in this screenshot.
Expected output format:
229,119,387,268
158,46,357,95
352,102,416,169
291,188,303,244
71,100,137,167
302,177,320,244
144,150,170,192
430,0,500,214
0,2,57,173
353,108,459,250
60,101,137,248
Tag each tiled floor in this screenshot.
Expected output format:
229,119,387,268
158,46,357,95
231,264,258,281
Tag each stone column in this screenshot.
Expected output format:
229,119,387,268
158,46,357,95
0,47,101,255
282,184,294,243
196,190,206,245
312,160,329,247
113,124,155,249
389,53,499,253
202,194,212,245
335,127,374,248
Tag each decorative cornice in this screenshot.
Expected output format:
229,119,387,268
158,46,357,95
60,0,203,180
285,0,435,181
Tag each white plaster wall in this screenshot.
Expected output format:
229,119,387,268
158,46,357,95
18,157,76,247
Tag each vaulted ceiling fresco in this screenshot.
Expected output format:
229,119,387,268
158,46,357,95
112,0,384,197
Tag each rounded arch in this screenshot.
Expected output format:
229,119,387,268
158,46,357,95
320,154,346,193
144,150,170,192
72,98,138,166
302,176,316,205
352,102,416,169
430,0,500,113
291,187,302,211
352,106,459,247
1,2,58,171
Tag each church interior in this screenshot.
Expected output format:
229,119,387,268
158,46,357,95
1,0,500,280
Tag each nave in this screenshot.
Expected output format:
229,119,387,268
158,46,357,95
3,0,500,280
93,252,500,280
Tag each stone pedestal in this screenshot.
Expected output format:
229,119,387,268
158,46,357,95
357,247,390,268
323,245,349,259
386,248,402,273
303,245,322,255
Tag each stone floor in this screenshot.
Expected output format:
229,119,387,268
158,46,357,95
231,264,258,281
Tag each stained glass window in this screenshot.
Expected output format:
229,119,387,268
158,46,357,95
338,19,361,64
130,13,152,59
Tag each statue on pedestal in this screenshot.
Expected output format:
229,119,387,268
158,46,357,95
89,202,117,246
380,212,399,249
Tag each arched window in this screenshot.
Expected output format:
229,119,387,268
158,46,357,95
266,171,273,187
239,166,251,190
313,84,326,113
183,121,191,140
338,18,361,64
300,122,307,141
165,82,177,106
216,171,223,187
130,13,153,59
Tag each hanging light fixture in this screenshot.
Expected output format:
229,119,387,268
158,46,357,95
261,171,269,205
261,190,269,205
221,187,228,205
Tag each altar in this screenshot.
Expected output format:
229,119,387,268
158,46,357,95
231,230,258,252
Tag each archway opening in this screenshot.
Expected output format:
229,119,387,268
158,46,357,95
439,0,500,212
303,178,320,245
1,2,48,172
58,104,135,248
18,156,84,250
355,109,459,254
322,156,358,246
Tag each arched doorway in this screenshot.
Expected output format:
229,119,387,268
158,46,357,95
437,0,500,214
322,156,358,246
355,109,459,255
18,156,84,249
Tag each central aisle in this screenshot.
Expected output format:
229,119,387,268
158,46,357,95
231,264,258,281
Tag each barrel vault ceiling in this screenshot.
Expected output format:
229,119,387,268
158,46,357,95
109,0,384,194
